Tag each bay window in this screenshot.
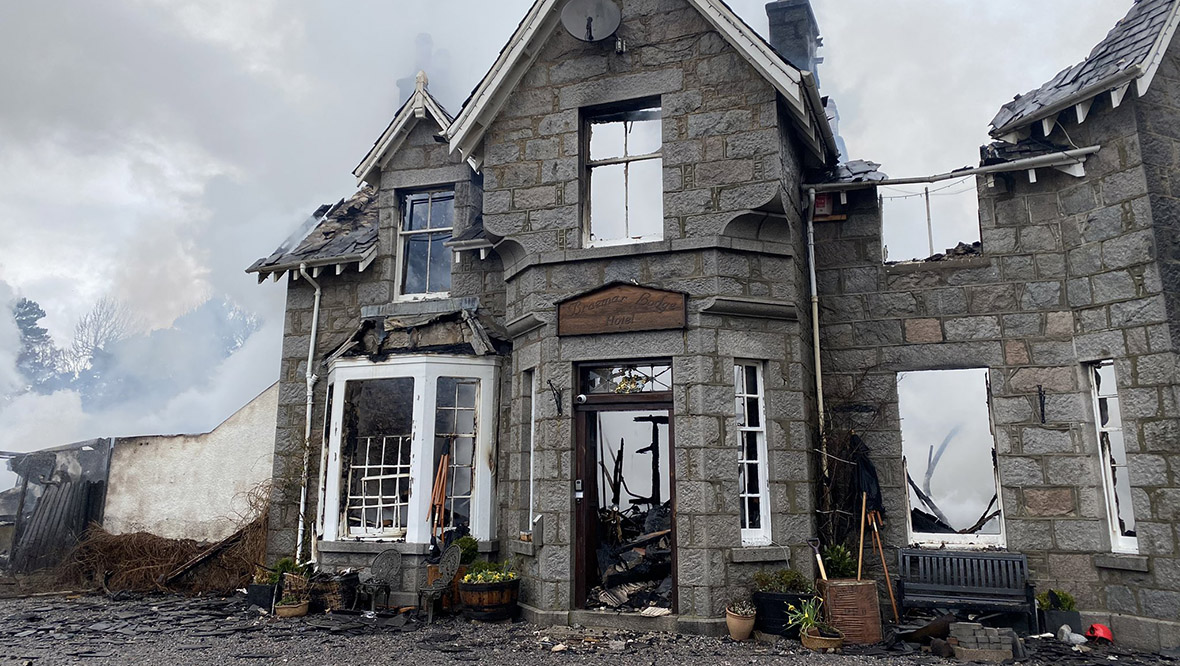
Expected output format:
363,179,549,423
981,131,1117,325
320,356,497,543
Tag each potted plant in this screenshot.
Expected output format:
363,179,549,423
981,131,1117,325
275,594,309,618
725,598,757,641
457,560,520,621
1037,589,1081,635
247,567,278,611
787,596,844,651
816,544,882,645
751,568,817,638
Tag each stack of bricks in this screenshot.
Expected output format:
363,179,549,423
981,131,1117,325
947,622,1014,662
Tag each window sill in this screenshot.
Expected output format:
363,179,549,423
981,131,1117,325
1093,553,1149,573
318,539,500,558
731,546,793,563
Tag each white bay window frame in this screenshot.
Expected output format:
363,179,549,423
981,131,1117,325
319,355,498,543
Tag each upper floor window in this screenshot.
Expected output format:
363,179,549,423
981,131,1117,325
1090,360,1138,554
400,190,454,298
585,102,663,247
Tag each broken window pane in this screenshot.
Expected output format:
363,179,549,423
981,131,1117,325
400,190,454,296
342,377,415,537
898,368,1002,540
593,410,671,513
582,364,672,394
586,104,663,246
1091,360,1137,551
735,361,770,544
432,377,479,532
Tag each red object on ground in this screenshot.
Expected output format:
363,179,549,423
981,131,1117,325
1085,623,1114,644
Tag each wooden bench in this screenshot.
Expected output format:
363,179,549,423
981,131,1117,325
896,549,1036,632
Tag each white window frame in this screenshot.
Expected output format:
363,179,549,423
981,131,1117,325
525,369,537,529
899,368,1007,550
396,189,454,301
584,102,664,248
319,355,497,543
1089,359,1139,554
735,360,771,546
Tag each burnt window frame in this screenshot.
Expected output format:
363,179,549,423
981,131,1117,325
581,97,664,248
1088,359,1139,554
318,356,498,544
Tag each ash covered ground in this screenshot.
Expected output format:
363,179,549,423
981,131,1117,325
0,594,1172,666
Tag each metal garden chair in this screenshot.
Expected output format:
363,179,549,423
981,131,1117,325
354,549,402,612
417,543,461,624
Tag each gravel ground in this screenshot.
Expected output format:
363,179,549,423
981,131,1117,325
0,593,1169,666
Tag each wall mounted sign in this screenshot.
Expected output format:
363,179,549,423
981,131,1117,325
557,283,687,336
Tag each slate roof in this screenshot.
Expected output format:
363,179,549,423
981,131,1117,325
247,187,378,279
990,0,1176,136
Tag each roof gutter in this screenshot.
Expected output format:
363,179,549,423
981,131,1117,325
800,71,840,164
804,145,1101,193
990,66,1142,139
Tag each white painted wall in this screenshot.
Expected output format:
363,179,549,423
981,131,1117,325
103,384,277,543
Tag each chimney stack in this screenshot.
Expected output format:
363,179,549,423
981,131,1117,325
765,1,823,86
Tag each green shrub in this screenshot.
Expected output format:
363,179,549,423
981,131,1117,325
266,557,301,585
468,560,511,576
752,568,815,594
1036,589,1078,611
456,535,480,565
821,544,858,579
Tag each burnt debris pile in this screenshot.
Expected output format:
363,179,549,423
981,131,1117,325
588,501,673,612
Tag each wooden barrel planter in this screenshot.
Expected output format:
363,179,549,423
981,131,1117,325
818,579,882,645
458,579,520,621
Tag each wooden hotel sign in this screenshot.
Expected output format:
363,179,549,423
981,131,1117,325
558,283,687,336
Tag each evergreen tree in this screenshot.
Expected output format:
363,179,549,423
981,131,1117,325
12,298,61,392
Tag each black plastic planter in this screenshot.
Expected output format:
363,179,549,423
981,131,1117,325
1039,609,1082,635
752,591,815,638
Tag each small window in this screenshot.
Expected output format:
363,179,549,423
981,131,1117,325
432,377,479,535
735,361,771,546
399,190,454,298
585,102,663,246
1090,360,1138,553
898,368,1004,547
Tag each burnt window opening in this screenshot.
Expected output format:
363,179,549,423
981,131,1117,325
735,361,771,546
898,368,1005,547
341,378,415,538
399,189,454,297
1090,360,1138,554
584,101,663,247
879,176,981,265
321,358,498,544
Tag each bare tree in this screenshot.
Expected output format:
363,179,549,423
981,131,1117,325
62,298,139,374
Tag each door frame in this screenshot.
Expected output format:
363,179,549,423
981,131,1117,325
572,362,677,613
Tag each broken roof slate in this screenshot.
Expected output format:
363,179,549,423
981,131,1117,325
979,138,1076,165
990,0,1177,136
246,187,378,277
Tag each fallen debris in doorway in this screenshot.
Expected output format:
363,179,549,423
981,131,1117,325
588,502,673,612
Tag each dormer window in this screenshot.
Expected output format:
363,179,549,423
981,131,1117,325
399,189,454,298
585,101,663,247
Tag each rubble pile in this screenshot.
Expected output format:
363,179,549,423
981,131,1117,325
587,501,673,612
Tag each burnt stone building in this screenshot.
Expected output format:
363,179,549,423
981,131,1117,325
248,0,1180,649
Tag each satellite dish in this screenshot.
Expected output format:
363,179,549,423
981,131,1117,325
561,0,622,43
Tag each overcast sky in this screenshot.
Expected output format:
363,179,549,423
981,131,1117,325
0,1,1132,486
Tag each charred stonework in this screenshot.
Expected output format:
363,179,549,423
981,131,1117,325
814,43,1180,647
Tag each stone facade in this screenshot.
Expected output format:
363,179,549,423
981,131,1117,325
255,0,1180,650
813,34,1180,653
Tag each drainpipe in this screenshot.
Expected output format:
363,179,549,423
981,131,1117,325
296,263,323,564
805,188,828,474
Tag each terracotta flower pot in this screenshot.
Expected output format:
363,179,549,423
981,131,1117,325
726,609,756,641
800,626,844,651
